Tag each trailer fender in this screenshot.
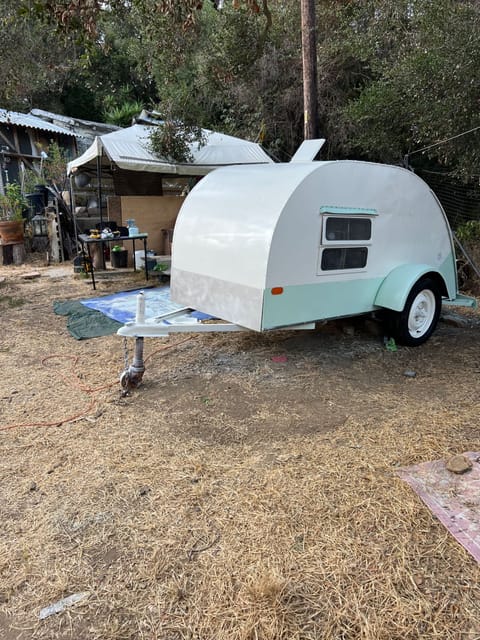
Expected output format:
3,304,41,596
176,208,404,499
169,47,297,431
374,264,445,312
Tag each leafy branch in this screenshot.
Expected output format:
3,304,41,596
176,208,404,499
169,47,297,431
147,119,206,163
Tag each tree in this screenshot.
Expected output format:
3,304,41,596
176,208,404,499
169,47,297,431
0,1,156,120
10,0,480,178
332,0,480,177
0,0,79,110
60,8,157,122
147,117,206,163
134,1,303,158
30,1,269,38
29,0,310,156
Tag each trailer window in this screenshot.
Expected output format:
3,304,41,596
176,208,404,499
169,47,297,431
325,217,371,241
321,247,368,271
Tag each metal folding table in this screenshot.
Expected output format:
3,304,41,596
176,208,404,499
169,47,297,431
78,233,149,290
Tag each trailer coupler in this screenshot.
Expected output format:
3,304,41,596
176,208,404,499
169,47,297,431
119,292,148,394
120,335,146,394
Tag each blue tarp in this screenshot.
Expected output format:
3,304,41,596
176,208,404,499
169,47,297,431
81,286,210,324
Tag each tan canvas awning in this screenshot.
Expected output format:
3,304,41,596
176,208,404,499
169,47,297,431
67,124,273,176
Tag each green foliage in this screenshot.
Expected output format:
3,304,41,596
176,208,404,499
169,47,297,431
21,169,45,195
0,183,27,221
143,1,302,158
59,9,156,121
147,119,207,163
20,143,69,197
1,1,155,119
20,142,67,197
43,141,69,191
456,220,480,244
333,0,480,177
3,0,480,179
104,100,144,127
0,0,79,111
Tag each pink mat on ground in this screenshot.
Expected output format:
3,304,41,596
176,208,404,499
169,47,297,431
398,452,480,563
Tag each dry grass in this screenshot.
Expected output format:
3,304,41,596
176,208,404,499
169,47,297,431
0,257,480,639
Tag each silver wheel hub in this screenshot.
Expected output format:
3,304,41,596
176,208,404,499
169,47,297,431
408,289,436,338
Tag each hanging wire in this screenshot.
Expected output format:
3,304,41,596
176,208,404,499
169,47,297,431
402,125,480,230
404,125,480,169
418,169,480,230
409,125,480,158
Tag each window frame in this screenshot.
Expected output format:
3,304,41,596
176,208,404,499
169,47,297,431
320,246,369,271
323,216,372,244
317,207,377,275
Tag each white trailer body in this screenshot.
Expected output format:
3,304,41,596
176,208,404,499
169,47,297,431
170,159,465,344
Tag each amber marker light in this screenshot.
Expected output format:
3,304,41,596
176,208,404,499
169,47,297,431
271,287,284,295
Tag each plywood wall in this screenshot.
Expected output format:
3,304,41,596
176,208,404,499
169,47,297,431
117,195,185,255
107,196,122,228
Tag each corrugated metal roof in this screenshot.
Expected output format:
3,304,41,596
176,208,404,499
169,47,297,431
0,109,76,136
30,109,121,136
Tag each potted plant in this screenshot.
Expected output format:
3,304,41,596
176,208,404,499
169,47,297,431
110,244,128,268
0,183,27,244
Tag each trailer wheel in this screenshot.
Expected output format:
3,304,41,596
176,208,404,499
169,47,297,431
391,277,441,346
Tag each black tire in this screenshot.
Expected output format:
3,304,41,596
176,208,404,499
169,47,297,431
389,277,441,346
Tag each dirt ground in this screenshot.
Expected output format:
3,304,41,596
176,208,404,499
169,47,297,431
1,256,480,640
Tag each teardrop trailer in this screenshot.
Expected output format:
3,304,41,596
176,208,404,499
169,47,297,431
118,140,475,390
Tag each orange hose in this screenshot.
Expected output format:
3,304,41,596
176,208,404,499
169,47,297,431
0,336,194,432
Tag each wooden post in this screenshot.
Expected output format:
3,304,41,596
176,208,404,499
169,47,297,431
301,0,319,140
0,242,25,265
12,242,26,265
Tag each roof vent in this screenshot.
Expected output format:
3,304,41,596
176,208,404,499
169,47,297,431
290,139,326,163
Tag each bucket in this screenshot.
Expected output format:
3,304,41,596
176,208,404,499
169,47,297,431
146,258,156,271
135,250,156,270
134,249,145,266
111,248,128,268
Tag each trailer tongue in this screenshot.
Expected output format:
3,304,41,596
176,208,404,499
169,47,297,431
118,292,315,392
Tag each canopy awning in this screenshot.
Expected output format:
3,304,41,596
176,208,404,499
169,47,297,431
67,124,273,176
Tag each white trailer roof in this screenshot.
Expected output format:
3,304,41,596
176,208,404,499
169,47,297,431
67,124,273,176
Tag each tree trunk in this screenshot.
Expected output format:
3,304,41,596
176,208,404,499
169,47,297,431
300,0,319,140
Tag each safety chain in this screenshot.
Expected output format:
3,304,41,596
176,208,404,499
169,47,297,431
123,336,130,373
120,337,131,396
